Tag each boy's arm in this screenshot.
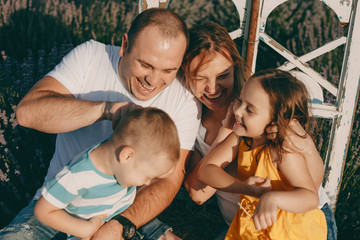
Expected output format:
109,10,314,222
34,197,107,239
91,148,191,240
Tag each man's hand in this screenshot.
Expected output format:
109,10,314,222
90,219,123,240
104,102,142,129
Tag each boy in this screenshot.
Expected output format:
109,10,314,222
34,107,180,239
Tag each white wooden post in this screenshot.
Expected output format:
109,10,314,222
324,0,360,209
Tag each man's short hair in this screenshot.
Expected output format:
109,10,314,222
126,8,189,53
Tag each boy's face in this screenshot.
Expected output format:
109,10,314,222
115,151,175,188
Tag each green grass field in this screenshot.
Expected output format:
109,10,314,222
0,0,359,239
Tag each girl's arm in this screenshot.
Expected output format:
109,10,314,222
34,196,107,239
198,133,270,197
253,151,320,230
198,132,240,191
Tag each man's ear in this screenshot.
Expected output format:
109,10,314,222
119,33,129,57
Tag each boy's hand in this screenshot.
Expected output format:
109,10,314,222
81,214,108,240
253,192,278,230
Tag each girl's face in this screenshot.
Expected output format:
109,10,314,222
189,52,234,111
232,76,272,140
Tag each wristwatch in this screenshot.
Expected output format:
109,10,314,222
112,215,137,240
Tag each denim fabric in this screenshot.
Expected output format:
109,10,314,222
0,198,66,240
321,203,338,240
135,218,172,240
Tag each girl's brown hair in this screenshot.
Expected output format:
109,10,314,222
182,21,247,100
253,69,311,157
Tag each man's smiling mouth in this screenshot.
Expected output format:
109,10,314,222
136,78,156,92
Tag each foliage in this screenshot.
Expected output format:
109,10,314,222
0,0,359,239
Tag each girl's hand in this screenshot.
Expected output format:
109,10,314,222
245,176,272,198
253,192,278,230
81,214,108,240
223,102,236,129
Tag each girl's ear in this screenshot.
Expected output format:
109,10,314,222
118,146,135,164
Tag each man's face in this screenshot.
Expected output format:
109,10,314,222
119,25,187,101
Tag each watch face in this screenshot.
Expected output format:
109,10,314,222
124,226,136,239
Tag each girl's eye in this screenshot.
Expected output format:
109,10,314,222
246,107,253,113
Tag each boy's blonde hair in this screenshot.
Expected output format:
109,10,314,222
112,107,180,164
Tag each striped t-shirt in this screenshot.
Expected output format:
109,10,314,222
41,143,136,221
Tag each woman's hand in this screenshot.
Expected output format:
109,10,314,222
265,119,313,153
223,102,236,129
253,192,278,230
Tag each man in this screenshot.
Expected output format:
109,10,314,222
0,8,200,240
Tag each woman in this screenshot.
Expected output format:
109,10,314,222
182,22,337,240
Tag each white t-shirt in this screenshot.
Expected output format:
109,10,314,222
35,40,201,198
195,123,329,226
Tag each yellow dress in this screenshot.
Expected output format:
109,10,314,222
225,141,327,240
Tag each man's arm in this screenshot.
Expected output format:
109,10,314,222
91,149,190,240
16,76,105,133
16,76,130,133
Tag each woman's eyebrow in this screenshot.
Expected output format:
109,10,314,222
217,66,232,76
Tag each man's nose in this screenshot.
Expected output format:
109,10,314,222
145,70,163,87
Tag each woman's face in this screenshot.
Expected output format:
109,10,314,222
189,52,234,111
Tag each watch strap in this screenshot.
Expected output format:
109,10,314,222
112,215,137,240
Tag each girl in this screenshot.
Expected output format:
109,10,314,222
198,69,327,239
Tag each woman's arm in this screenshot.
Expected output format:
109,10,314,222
184,149,218,205
34,197,107,239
